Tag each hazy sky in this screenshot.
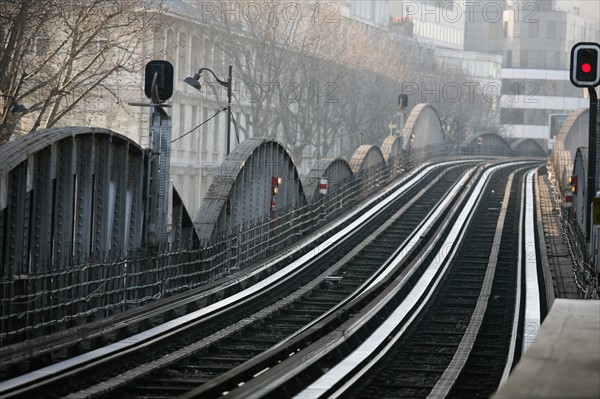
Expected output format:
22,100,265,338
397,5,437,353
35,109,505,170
553,0,600,21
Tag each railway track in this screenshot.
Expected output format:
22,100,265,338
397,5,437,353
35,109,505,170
349,167,528,399
2,160,548,399
222,162,543,399
2,161,476,395
0,161,459,377
101,165,471,399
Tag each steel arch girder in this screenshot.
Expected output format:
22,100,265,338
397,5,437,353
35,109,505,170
194,138,307,241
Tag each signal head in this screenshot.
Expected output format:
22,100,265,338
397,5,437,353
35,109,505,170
570,43,600,87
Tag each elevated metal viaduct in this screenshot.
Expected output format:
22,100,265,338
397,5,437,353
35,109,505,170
0,102,549,343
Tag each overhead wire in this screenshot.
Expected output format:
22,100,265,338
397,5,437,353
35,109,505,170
171,107,226,143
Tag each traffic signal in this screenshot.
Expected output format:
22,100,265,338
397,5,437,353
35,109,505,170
271,176,282,196
570,43,600,87
569,175,578,194
144,60,174,102
398,94,408,109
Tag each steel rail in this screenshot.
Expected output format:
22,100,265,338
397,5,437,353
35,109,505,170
174,164,480,399
0,160,472,398
0,159,450,368
67,164,475,399
293,162,519,399
212,161,524,397
522,169,542,355
427,166,533,398
501,168,544,384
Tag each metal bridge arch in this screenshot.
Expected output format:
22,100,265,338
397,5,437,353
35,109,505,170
404,103,445,150
305,158,354,202
572,147,588,234
551,108,588,190
349,144,385,174
0,127,198,271
463,132,512,155
511,138,547,157
381,135,403,162
194,138,306,241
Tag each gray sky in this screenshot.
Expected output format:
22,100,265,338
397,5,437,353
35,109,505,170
554,0,600,21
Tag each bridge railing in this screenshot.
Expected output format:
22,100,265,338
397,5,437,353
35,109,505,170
0,144,447,344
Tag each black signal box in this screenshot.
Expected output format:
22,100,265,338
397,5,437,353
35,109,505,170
144,60,174,102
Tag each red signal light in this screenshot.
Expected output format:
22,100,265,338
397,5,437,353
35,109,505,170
582,63,592,73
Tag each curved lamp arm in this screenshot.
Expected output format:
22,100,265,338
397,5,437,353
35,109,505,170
194,67,229,87
0,94,27,114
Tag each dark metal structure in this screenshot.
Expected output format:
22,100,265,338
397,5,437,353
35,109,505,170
193,138,306,241
349,144,386,174
462,132,513,155
572,148,589,233
404,103,445,151
0,127,198,339
551,108,589,190
381,135,404,162
305,158,354,202
0,102,554,342
512,138,548,157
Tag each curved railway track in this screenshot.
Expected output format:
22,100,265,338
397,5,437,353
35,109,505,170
347,166,529,399
0,161,460,377
99,164,472,399
220,161,544,399
2,160,548,399
2,161,478,395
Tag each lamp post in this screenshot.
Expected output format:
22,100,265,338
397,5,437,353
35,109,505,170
185,65,233,155
0,95,27,114
1,95,27,144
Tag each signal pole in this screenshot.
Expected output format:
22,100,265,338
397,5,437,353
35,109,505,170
587,87,598,241
570,42,600,241
130,60,174,246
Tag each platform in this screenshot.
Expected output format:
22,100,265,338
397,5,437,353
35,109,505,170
494,299,600,399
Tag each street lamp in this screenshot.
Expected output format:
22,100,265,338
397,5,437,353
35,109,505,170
185,65,233,155
0,95,27,114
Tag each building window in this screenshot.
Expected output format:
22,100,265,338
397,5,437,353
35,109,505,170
179,105,187,150
537,50,546,68
153,28,165,56
178,33,187,80
166,29,176,61
513,21,520,38
191,35,201,74
500,108,525,125
520,50,528,67
202,37,212,66
213,111,221,154
529,22,539,38
202,106,209,153
489,23,498,39
547,21,556,39
192,105,199,153
554,51,561,68
33,36,49,56
213,45,222,70
506,50,512,67
370,1,376,21
524,109,545,125
545,80,556,96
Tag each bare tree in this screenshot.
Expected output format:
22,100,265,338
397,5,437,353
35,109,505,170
411,64,501,149
203,0,412,166
297,19,412,159
0,0,164,144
